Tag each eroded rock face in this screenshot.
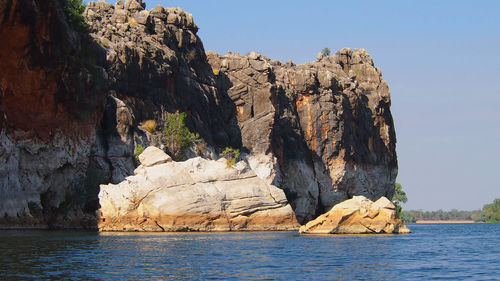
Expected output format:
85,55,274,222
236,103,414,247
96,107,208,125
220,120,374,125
299,196,410,234
85,0,240,182
98,148,299,231
0,0,236,228
0,0,106,228
208,49,398,223
0,0,399,229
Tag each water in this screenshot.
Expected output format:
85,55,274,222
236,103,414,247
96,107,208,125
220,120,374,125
0,224,499,280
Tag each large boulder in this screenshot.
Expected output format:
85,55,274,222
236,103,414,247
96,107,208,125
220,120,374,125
98,156,299,231
137,146,171,167
299,196,410,234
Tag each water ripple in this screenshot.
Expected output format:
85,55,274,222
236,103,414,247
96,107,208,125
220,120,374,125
0,224,499,280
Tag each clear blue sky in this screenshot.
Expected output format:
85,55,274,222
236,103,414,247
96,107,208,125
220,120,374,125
86,0,500,211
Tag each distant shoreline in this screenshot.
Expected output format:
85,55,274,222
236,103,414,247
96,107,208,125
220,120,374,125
415,220,475,224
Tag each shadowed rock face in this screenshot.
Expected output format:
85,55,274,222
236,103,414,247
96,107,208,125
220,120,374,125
208,49,397,223
84,0,241,183
0,0,238,228
0,0,398,229
0,0,106,228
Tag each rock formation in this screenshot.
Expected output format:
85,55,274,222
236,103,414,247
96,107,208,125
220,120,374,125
207,48,397,223
99,146,299,231
0,0,106,228
299,196,410,234
0,0,399,230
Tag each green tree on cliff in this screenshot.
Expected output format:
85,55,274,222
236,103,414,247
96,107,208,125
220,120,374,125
481,198,500,223
162,111,200,160
64,0,88,32
392,182,407,218
321,47,331,57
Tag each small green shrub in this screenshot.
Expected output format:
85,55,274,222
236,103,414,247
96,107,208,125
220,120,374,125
134,144,145,161
64,0,88,32
392,182,408,218
321,47,331,57
353,69,362,75
220,147,240,168
162,111,200,160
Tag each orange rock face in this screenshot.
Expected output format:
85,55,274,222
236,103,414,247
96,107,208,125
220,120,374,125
0,0,105,228
0,1,103,140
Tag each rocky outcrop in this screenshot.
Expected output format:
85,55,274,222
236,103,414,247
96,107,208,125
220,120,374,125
84,0,241,183
0,0,236,228
0,0,399,230
299,196,410,234
98,147,299,231
208,49,397,223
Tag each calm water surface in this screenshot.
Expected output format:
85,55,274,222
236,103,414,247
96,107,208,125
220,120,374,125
0,224,499,280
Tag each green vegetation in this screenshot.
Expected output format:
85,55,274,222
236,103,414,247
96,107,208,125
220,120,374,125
134,144,145,161
162,111,200,160
353,69,363,75
400,198,500,223
321,47,331,57
64,0,88,32
480,198,500,223
392,182,407,218
401,209,482,223
220,147,240,168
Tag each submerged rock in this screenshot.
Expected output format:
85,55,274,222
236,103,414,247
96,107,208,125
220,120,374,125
98,148,299,231
299,196,410,234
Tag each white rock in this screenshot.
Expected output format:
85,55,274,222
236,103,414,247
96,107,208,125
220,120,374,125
98,157,299,231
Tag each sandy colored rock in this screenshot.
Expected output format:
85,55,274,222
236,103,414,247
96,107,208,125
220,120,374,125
98,157,299,231
138,146,171,167
299,196,410,234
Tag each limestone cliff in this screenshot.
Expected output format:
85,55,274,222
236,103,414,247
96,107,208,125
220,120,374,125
207,50,397,223
0,0,106,228
0,0,398,229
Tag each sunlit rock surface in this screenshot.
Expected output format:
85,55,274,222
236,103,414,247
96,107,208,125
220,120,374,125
299,196,410,234
98,147,299,231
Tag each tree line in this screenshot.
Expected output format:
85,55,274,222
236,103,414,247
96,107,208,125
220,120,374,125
401,198,500,223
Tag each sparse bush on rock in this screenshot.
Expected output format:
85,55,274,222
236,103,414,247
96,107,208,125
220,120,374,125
321,47,331,57
162,111,200,160
220,147,240,168
134,144,145,161
392,182,408,218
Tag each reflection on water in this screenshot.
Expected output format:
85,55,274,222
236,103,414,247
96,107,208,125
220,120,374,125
0,224,499,280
